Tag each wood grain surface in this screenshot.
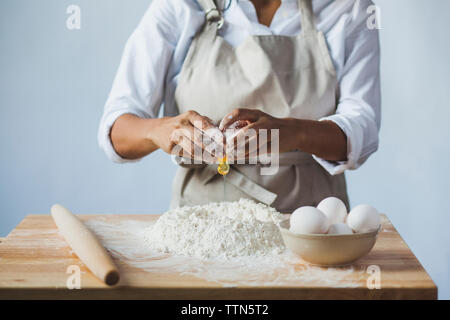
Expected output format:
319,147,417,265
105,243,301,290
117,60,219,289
0,214,437,300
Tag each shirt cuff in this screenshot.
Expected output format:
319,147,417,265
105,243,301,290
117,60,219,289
97,109,144,164
312,114,364,175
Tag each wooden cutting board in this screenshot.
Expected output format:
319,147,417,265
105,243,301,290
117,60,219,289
0,214,437,300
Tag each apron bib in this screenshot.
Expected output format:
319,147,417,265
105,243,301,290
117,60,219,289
171,0,349,212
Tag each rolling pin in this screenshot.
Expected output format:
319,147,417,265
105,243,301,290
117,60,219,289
51,204,120,286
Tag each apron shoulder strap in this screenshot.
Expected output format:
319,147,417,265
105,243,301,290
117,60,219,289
298,0,316,33
196,0,222,23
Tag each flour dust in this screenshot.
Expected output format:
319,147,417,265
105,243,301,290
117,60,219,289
85,199,365,287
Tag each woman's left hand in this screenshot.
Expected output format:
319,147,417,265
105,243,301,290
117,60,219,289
219,108,349,162
219,108,298,160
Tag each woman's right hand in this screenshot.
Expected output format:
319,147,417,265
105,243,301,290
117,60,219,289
110,111,224,162
151,110,225,163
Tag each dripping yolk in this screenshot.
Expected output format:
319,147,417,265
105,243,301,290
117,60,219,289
217,157,230,176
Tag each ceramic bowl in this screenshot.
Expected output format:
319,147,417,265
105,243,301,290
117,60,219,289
278,219,379,266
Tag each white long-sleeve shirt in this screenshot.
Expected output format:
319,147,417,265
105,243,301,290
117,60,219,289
98,0,381,175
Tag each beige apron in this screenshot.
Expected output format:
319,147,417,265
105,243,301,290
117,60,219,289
171,0,349,212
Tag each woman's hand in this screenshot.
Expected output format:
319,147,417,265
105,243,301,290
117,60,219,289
152,110,224,163
219,108,348,162
111,111,224,162
219,108,297,160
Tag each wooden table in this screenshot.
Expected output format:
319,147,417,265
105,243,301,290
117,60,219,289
0,214,437,300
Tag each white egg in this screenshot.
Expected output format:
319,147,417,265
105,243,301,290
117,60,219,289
289,206,329,234
317,197,348,225
347,204,380,233
328,223,353,235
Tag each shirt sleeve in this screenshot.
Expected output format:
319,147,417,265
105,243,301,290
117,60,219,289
313,0,381,175
98,0,179,163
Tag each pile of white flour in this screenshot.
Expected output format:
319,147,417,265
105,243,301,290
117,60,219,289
144,199,286,260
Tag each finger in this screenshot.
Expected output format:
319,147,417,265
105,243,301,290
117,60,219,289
226,126,256,162
174,124,219,163
182,127,218,162
170,128,194,158
190,125,223,161
177,134,213,163
186,111,219,135
219,108,261,130
226,121,274,160
232,121,267,142
186,111,225,149
226,121,259,150
229,120,252,130
204,127,226,152
226,132,258,155
171,138,193,160
223,120,251,146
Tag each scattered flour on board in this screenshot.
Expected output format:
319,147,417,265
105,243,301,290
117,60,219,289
85,199,367,287
144,199,286,260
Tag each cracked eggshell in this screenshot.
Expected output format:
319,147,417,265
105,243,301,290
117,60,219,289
317,197,348,225
289,206,330,234
347,204,380,233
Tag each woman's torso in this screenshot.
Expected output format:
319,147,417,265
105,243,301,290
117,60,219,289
162,0,357,117
170,0,350,212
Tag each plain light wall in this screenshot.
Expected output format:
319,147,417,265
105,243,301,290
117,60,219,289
1,0,449,299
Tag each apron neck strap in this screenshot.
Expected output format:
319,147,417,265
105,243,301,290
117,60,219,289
197,0,222,23
197,0,316,32
298,0,316,33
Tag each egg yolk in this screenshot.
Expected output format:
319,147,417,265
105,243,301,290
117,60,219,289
217,157,230,176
